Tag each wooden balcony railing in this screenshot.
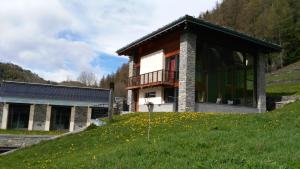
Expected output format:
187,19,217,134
127,70,178,89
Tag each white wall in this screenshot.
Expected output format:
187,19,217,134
140,50,164,75
139,50,165,105
139,87,163,105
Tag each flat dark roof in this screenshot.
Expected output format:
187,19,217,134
117,15,281,55
0,81,110,103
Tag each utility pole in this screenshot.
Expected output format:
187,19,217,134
108,82,114,122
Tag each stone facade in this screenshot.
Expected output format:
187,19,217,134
74,106,88,131
128,56,135,112
196,103,258,113
0,103,3,129
0,103,4,127
178,31,197,112
257,53,266,113
33,104,47,131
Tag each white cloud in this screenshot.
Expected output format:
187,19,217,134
0,0,218,82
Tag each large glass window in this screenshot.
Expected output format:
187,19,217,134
196,43,255,107
91,107,108,119
50,106,71,131
164,88,176,103
245,54,254,106
165,55,179,82
7,104,30,129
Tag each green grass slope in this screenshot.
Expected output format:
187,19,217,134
1,102,300,169
267,60,300,96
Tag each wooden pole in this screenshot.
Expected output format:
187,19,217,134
108,82,114,122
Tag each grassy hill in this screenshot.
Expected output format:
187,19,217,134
1,61,300,168
1,101,300,168
267,60,300,96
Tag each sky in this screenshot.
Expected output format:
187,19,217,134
0,0,219,82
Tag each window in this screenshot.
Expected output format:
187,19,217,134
165,55,179,81
195,43,255,107
164,88,176,103
91,107,108,119
145,92,156,98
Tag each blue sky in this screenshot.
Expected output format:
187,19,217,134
0,0,219,82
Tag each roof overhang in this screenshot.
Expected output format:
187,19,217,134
0,81,110,104
117,15,281,56
0,96,109,107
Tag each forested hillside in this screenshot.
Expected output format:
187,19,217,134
0,62,47,83
99,63,128,97
200,0,300,68
0,62,87,87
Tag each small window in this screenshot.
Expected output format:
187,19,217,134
145,92,156,98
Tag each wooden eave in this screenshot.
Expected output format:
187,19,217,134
116,15,281,56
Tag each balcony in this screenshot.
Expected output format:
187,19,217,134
127,70,178,89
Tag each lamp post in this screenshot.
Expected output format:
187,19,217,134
144,97,153,142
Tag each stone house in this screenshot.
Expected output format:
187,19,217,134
117,15,281,113
0,81,109,131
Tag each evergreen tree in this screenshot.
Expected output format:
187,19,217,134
200,0,300,67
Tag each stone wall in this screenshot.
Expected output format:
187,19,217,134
267,95,300,111
0,103,3,129
127,90,135,112
196,103,258,113
33,104,47,131
0,134,52,147
178,31,197,112
128,55,135,112
74,106,88,131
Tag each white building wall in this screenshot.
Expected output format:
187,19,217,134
140,50,165,74
138,87,164,105
139,50,166,107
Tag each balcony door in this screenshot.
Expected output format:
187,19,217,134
166,55,178,82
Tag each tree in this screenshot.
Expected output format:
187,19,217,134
99,63,128,97
200,0,300,68
77,71,97,86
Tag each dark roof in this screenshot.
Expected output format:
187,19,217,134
117,15,281,55
0,81,110,103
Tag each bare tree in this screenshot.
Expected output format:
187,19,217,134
77,71,97,86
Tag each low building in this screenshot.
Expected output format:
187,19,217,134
0,81,110,131
117,15,281,113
